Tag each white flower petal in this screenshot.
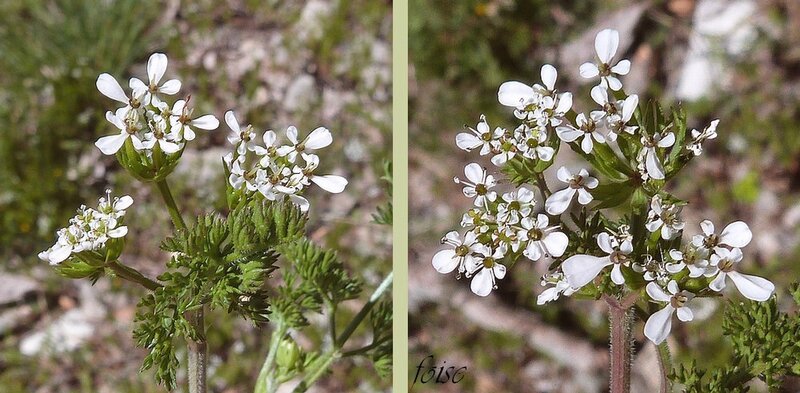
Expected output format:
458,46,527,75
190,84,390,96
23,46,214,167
288,194,310,212
159,79,181,95
579,62,600,78
611,59,631,75
432,249,459,274
48,244,73,264
562,254,611,289
556,127,583,142
644,305,674,345
114,195,134,210
727,271,774,301
524,242,543,261
545,188,576,215
645,149,665,180
611,264,625,285
597,232,614,254
129,77,147,97
595,29,619,64
606,76,623,91
456,132,482,150
493,263,507,279
311,175,348,193
96,73,129,104
646,282,672,302
556,166,572,183
555,92,572,113
700,220,715,236
622,95,638,122
498,81,534,107
720,221,752,248
224,111,240,133
581,134,594,153
305,127,333,149
577,188,593,205
95,133,128,155
159,140,181,154
676,306,693,322
709,272,727,292
658,133,676,148
464,163,484,184
542,232,568,258
590,85,608,106
108,226,128,238
191,115,219,131
147,53,168,85
470,268,494,297
540,64,557,91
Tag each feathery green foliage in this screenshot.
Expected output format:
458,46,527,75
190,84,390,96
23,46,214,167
672,284,800,392
134,199,306,389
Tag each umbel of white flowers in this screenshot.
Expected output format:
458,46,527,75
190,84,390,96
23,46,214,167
431,28,774,345
39,191,133,265
95,53,219,155
222,111,348,212
94,53,348,212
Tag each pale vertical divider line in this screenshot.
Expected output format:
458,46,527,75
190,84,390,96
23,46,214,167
392,0,409,391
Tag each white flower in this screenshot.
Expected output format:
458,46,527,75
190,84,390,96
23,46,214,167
632,254,666,283
277,126,333,163
688,119,719,156
644,280,694,345
96,73,143,111
589,86,638,141
666,246,711,278
645,195,685,240
545,167,598,215
456,114,500,155
555,113,606,153
432,231,487,276
562,232,633,289
465,247,506,297
708,248,774,301
517,214,568,261
496,187,535,225
691,220,752,253
454,163,497,208
38,193,133,265
639,130,675,180
95,107,145,155
169,100,219,141
537,272,576,305
579,29,631,91
224,110,257,155
460,208,493,234
129,53,181,106
498,64,572,126
515,125,555,161
300,154,348,194
143,111,181,154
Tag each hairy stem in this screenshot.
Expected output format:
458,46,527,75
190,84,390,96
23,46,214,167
656,342,673,393
187,307,207,393
607,296,634,393
255,320,287,393
107,260,161,290
292,349,339,393
154,179,205,393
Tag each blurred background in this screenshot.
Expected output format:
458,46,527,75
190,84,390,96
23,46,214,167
0,0,391,391
409,0,800,392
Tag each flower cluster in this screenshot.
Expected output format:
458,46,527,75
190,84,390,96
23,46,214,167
223,111,348,212
38,192,133,265
432,28,774,345
94,53,219,156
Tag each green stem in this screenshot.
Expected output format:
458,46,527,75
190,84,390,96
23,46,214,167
336,272,393,347
534,172,551,198
154,179,204,393
255,320,287,393
106,260,161,290
291,350,339,393
155,179,187,231
656,342,673,393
